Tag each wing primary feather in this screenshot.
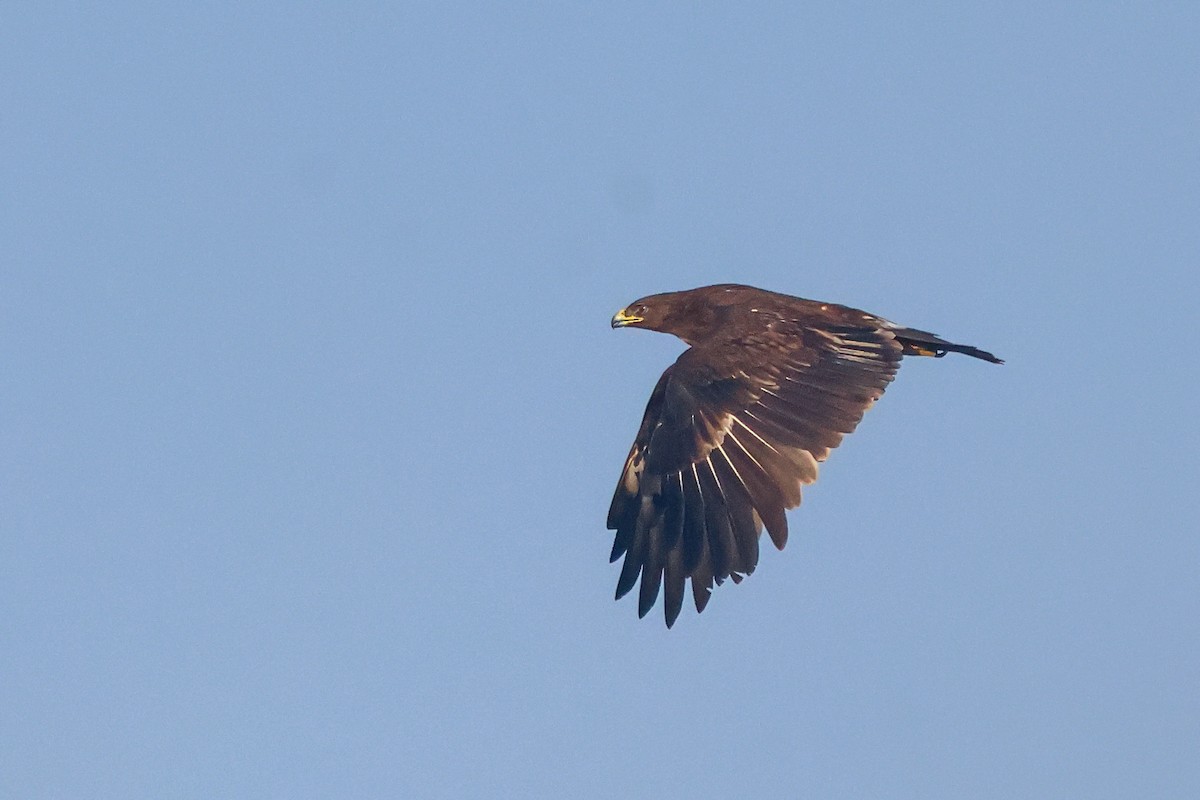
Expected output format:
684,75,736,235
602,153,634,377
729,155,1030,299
658,475,684,554
606,446,641,530
729,421,804,506
637,522,664,618
712,448,760,574
614,520,646,600
609,524,631,563
679,468,707,574
729,412,784,455
722,429,790,547
742,405,843,454
663,549,686,628
710,443,777,537
691,556,714,613
697,461,739,582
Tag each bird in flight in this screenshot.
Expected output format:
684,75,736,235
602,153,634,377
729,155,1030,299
608,284,1001,627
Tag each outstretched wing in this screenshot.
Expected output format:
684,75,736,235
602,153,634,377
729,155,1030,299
607,322,903,626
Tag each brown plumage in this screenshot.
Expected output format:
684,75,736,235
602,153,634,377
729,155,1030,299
608,284,1001,627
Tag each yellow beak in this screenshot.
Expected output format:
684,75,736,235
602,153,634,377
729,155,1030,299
611,308,644,328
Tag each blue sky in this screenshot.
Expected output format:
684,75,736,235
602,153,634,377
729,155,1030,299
3,3,1198,798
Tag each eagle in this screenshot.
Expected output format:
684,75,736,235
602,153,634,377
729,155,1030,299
607,284,1001,627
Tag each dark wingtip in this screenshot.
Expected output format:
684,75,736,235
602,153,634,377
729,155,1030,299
608,539,625,563
614,561,640,601
638,576,661,619
764,510,788,551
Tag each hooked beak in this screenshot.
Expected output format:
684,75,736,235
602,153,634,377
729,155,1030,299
611,308,643,328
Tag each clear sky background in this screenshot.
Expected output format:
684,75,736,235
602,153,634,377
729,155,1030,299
3,4,1198,798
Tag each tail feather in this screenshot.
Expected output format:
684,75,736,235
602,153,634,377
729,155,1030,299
894,328,1003,364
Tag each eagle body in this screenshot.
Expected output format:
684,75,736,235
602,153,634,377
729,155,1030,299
608,284,1001,627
